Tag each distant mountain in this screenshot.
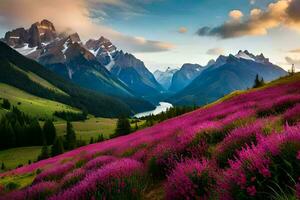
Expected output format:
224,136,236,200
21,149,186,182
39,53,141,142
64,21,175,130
169,50,287,106
85,37,164,98
2,20,160,112
154,67,178,90
0,41,155,117
169,63,204,92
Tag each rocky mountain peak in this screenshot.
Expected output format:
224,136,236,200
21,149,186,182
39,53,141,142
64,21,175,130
3,19,57,48
67,33,81,44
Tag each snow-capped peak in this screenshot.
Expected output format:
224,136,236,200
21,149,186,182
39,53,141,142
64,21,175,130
235,50,255,61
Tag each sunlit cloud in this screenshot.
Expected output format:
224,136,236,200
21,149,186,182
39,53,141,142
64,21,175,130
0,0,174,53
178,27,188,34
197,0,300,39
285,56,300,68
206,48,225,55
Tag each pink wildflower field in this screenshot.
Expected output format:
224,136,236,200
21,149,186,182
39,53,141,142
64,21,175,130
1,78,300,199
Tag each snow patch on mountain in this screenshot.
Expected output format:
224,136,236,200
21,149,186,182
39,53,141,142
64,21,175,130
16,44,37,55
105,52,115,71
235,51,255,61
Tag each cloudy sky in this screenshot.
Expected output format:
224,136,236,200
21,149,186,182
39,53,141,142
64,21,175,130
0,0,300,71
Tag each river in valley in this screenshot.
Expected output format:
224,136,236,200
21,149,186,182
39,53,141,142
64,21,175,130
134,102,173,118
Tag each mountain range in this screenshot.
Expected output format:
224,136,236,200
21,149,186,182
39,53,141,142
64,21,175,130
0,41,155,117
169,63,204,93
2,20,163,104
169,50,287,105
1,19,288,110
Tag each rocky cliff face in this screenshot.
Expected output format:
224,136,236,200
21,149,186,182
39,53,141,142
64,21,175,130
4,19,57,49
85,37,164,97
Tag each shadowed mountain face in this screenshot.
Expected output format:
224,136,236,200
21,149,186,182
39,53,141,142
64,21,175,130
169,51,287,106
169,63,204,93
0,41,142,117
85,37,164,98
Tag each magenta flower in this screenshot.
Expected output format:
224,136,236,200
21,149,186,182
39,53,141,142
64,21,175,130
84,156,117,171
284,103,300,125
50,159,145,200
34,162,75,183
165,159,218,200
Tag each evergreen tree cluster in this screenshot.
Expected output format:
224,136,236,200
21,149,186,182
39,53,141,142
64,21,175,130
111,118,132,138
0,107,52,150
1,98,11,110
141,106,198,125
54,111,87,121
253,74,265,88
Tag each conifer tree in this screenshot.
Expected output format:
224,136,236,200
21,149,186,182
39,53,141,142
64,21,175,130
1,162,5,170
97,134,104,142
2,99,11,110
89,137,94,144
38,145,49,161
43,120,56,145
65,121,76,150
51,137,64,156
115,118,131,136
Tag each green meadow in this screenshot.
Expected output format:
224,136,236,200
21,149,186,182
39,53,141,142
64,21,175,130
0,83,79,119
0,147,42,171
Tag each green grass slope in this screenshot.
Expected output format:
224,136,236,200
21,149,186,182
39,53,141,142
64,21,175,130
0,83,79,119
0,147,42,171
0,41,150,117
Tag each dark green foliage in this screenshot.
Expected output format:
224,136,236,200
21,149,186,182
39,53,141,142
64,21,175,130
253,74,265,88
89,137,94,144
113,118,131,137
53,111,87,121
140,106,198,126
0,118,16,149
43,120,56,145
5,182,19,191
0,107,45,150
2,98,11,110
65,121,76,150
1,162,5,170
51,137,64,157
28,119,44,146
76,140,86,148
97,134,105,142
147,157,166,179
28,160,32,165
38,145,50,161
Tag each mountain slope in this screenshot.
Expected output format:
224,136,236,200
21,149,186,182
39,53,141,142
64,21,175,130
85,37,164,97
2,20,152,100
0,41,152,117
0,83,79,119
154,67,178,90
33,33,135,98
2,73,300,200
169,63,204,92
169,51,287,105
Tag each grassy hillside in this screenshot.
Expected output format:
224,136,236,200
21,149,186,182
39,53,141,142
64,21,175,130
0,41,154,117
0,83,79,119
54,118,117,142
2,74,300,199
0,147,42,171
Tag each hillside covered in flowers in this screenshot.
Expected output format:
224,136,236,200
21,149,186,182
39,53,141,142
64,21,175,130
1,74,300,200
